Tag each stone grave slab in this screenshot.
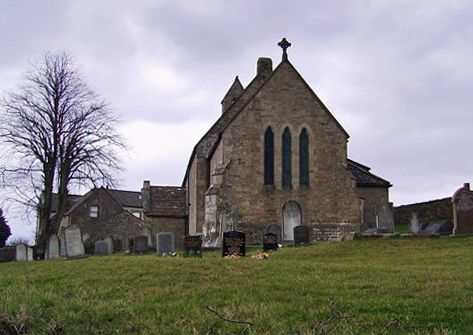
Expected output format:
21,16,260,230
15,243,27,262
27,247,33,261
157,232,175,256
453,183,473,234
94,240,111,256
222,231,245,257
134,235,148,253
47,234,60,259
376,202,394,233
65,225,85,258
112,239,123,253
59,233,66,257
183,235,202,257
294,226,310,246
263,233,278,251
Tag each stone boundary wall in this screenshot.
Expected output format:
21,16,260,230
393,197,452,226
310,222,356,241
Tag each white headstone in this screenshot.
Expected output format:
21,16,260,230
65,225,85,258
27,247,34,261
15,243,27,262
47,234,60,259
376,202,395,233
409,212,421,234
59,233,66,257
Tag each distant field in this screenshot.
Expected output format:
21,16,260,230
1,237,472,334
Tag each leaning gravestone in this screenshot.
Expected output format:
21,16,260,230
263,233,278,251
156,232,174,256
134,235,148,253
112,239,123,253
294,225,310,246
452,183,473,235
183,235,202,257
15,243,27,262
376,202,395,233
65,225,86,258
222,231,245,257
47,234,60,259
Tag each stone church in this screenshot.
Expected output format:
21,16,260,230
173,39,392,247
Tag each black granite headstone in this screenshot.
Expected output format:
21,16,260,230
134,235,148,253
183,235,202,257
294,225,310,246
157,233,174,255
263,233,278,251
222,231,245,257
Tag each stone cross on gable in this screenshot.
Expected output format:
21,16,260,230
278,38,292,61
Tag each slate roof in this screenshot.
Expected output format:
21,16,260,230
51,193,83,213
107,189,142,208
347,159,391,188
149,186,187,217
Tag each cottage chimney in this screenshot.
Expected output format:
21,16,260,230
464,183,470,190
257,57,272,80
142,180,150,213
221,76,244,113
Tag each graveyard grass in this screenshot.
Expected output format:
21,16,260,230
1,237,473,335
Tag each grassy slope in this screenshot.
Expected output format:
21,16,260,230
1,237,472,335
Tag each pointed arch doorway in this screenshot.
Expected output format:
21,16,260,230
283,201,302,241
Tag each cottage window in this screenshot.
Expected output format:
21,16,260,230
282,127,292,187
299,128,309,185
89,206,99,218
264,127,274,185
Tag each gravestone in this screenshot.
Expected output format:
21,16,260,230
134,235,148,253
265,224,282,240
222,231,245,257
94,240,111,256
409,212,421,234
0,247,16,263
112,239,123,253
156,232,174,256
376,202,394,233
263,233,278,251
183,235,202,257
47,234,60,259
452,183,473,235
293,225,310,246
27,247,33,261
59,233,66,257
65,225,85,258
15,243,27,262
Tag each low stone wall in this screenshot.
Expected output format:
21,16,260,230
310,222,356,241
394,197,452,226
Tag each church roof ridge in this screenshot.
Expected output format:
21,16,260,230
220,76,244,104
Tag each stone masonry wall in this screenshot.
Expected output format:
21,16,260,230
356,186,389,230
393,197,452,226
209,61,360,245
145,216,186,251
311,222,356,241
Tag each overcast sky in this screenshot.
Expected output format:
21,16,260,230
1,0,472,241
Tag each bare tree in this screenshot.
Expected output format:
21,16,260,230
0,52,125,256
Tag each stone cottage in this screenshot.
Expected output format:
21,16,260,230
177,39,392,246
57,187,150,253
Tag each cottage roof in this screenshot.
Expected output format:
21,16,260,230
107,189,142,208
50,193,83,213
148,186,187,217
347,159,391,188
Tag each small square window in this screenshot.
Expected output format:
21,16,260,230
90,206,99,218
